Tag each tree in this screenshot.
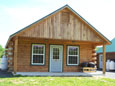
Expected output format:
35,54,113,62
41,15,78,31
0,45,4,58
96,47,101,51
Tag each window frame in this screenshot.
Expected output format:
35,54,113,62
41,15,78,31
67,45,79,66
31,44,45,65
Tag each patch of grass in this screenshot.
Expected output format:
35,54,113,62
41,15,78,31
0,77,114,86
0,58,1,65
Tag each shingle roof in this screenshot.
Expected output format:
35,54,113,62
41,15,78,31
97,38,115,53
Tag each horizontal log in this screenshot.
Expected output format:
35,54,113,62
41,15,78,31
8,52,13,55
8,47,13,50
7,57,13,60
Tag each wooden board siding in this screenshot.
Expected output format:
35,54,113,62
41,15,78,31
16,37,94,72
20,9,103,42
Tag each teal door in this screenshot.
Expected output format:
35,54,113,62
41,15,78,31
50,45,63,72
99,54,103,69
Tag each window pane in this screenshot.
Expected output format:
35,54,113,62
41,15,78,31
33,45,44,54
69,47,78,55
53,48,59,59
68,56,77,64
33,55,43,63
33,49,36,54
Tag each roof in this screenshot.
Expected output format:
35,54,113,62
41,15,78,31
5,4,111,48
97,38,115,53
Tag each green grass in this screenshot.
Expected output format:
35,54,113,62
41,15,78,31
0,77,115,86
0,58,1,67
0,58,1,64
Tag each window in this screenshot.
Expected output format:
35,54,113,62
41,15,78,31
67,46,79,65
53,48,59,59
31,44,45,65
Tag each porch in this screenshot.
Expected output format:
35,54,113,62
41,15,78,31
13,71,103,77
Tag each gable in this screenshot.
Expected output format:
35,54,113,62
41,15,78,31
6,5,111,48
20,8,103,42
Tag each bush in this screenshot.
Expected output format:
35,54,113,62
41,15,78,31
0,45,4,58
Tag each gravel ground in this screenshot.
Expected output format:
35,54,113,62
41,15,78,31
0,70,13,77
105,71,115,79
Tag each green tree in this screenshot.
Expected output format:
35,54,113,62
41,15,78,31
96,47,101,51
0,45,4,58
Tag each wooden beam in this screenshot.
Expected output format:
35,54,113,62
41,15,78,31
14,37,18,74
103,44,106,74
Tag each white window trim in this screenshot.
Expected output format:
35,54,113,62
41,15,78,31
31,44,45,65
67,46,79,66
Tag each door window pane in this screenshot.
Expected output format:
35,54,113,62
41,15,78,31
53,48,59,59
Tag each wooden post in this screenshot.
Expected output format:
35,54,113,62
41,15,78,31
103,44,106,74
14,37,18,74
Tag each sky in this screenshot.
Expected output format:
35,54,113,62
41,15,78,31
0,0,115,48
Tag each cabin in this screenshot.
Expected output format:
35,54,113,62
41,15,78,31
97,38,115,69
5,5,111,75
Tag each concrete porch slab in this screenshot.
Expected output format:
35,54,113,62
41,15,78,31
13,71,104,77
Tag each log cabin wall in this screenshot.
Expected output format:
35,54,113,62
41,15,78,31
6,42,14,72
92,46,97,65
19,8,104,43
15,37,94,72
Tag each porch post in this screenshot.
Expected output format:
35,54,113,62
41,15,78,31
14,37,18,74
103,44,106,74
